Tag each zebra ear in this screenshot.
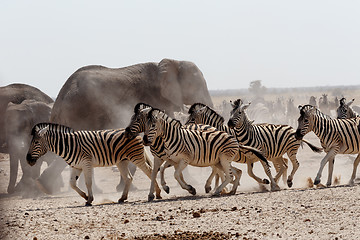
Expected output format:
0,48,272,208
38,125,49,136
298,105,303,111
140,107,152,115
347,99,355,107
242,102,251,110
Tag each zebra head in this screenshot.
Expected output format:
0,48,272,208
295,105,315,140
125,103,153,139
143,109,164,146
227,99,251,128
337,98,355,119
26,124,50,166
185,103,208,125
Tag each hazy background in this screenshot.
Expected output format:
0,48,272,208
1,0,359,98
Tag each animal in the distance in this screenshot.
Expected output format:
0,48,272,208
337,98,360,119
27,123,162,206
309,96,317,107
142,107,242,197
5,100,55,195
36,58,214,195
227,99,323,188
296,105,360,186
185,103,279,191
125,103,270,199
0,83,54,153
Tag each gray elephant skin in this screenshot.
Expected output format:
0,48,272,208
5,100,57,195
0,84,54,153
38,58,214,194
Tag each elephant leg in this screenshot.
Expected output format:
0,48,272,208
7,153,19,194
36,156,67,195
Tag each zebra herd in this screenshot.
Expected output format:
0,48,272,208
26,98,360,206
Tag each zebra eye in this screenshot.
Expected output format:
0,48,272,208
304,119,309,123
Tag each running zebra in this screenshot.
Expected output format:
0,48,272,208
337,98,359,119
142,107,241,196
186,103,280,191
227,99,323,188
125,103,269,199
296,105,360,186
26,123,161,206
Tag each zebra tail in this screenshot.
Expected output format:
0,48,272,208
301,139,323,153
240,145,270,167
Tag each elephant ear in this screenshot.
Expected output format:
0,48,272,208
158,59,182,108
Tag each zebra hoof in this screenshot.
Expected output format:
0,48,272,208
85,202,92,206
163,186,170,194
188,186,196,195
263,179,270,184
314,179,320,185
205,186,211,193
148,194,155,202
287,180,293,188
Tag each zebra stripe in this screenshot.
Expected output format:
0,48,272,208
144,108,241,196
227,99,322,188
337,98,359,119
27,123,161,205
296,104,360,186
186,103,280,190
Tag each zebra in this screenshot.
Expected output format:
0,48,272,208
142,107,243,196
125,103,269,199
227,99,323,188
337,98,359,119
185,102,280,191
296,105,360,186
26,123,161,206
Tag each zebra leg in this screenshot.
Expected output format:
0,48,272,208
314,149,336,185
272,157,288,185
213,160,233,196
117,160,133,203
205,166,219,193
159,160,173,194
286,153,300,188
259,160,280,191
148,157,163,201
69,168,88,204
173,160,196,195
326,156,335,187
246,161,267,184
132,154,162,200
349,154,360,186
229,166,242,195
82,164,94,206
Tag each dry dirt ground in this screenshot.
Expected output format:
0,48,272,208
1,133,360,239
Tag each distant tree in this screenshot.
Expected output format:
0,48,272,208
249,80,267,96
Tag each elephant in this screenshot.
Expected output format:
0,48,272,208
5,100,60,195
37,58,214,194
0,83,54,153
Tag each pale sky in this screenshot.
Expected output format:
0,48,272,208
1,0,359,98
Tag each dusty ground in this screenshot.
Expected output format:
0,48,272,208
1,132,360,239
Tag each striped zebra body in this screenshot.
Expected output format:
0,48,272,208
27,123,161,205
227,99,322,188
186,103,280,190
296,105,360,186
125,103,269,198
144,108,241,196
337,98,359,119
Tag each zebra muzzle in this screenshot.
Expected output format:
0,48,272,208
142,135,151,146
26,153,37,166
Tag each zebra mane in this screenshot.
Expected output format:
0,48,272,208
134,102,152,114
149,108,182,127
300,104,332,120
31,122,75,136
232,99,243,109
188,103,225,124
